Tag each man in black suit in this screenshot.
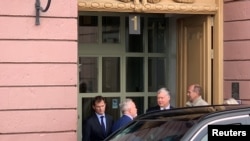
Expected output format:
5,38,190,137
146,87,174,113
82,95,114,141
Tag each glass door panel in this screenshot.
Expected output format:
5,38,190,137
125,17,144,52
78,16,98,43
148,18,167,53
126,57,144,92
148,96,157,110
79,57,98,93
102,57,120,92
148,57,166,92
102,16,120,43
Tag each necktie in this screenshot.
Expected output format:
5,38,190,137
100,116,106,136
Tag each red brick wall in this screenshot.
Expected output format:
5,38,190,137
0,0,78,140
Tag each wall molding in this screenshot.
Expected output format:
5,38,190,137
78,0,218,14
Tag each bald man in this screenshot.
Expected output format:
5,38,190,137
186,84,208,107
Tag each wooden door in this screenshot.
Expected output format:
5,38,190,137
177,15,212,107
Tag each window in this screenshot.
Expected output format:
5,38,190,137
102,57,120,92
79,16,98,43
78,12,170,122
102,16,120,43
79,57,98,93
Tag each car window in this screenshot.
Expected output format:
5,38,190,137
108,119,196,141
106,106,250,141
200,134,207,141
186,113,250,141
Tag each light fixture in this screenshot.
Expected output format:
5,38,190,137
35,0,51,25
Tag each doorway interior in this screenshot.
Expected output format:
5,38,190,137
77,12,214,140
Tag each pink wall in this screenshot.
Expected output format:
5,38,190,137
0,0,78,141
224,0,250,104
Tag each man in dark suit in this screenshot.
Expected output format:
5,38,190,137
111,98,137,132
82,95,114,141
146,87,174,113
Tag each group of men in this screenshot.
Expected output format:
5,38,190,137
82,83,208,141
82,96,138,141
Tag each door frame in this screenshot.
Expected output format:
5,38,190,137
177,15,213,107
176,0,224,106
77,1,224,140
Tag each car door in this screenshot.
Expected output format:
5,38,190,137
182,109,250,141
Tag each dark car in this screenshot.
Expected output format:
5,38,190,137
104,105,250,141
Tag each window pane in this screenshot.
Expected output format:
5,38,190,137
102,16,120,43
148,18,166,53
125,17,144,52
79,57,98,93
148,57,166,92
148,96,157,110
78,16,98,43
126,57,144,92
102,57,120,92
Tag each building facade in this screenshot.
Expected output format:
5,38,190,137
0,0,249,141
223,0,250,104
0,0,78,141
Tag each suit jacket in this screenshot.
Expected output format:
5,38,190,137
111,115,132,133
146,105,174,113
82,114,113,141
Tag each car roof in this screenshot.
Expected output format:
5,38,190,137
135,105,250,121
105,105,250,141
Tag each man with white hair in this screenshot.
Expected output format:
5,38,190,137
111,98,137,132
224,98,239,105
146,87,174,113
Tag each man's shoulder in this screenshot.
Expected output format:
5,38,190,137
104,114,114,123
82,114,97,126
122,115,132,120
105,114,113,119
148,105,160,110
193,97,209,106
146,105,160,112
84,114,97,121
116,115,131,122
199,99,209,105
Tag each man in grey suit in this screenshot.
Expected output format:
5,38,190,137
82,95,114,141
